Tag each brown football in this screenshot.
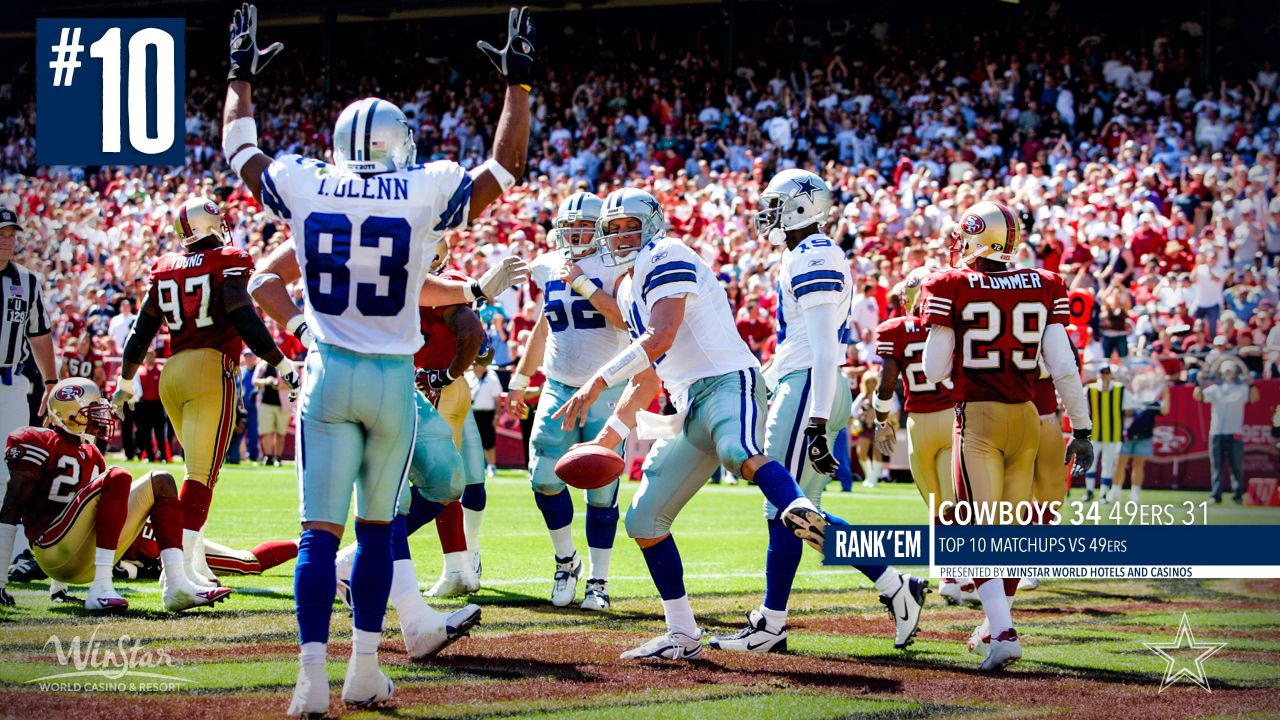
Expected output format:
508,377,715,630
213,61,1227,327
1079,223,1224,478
554,444,626,490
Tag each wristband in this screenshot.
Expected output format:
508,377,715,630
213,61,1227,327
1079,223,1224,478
229,146,260,175
509,373,530,391
285,314,308,338
481,158,517,192
247,271,281,295
516,83,532,93
570,275,598,299
44,379,57,386
1072,428,1092,440
222,117,259,161
275,358,296,378
872,393,894,413
600,342,651,387
605,416,631,441
466,280,485,303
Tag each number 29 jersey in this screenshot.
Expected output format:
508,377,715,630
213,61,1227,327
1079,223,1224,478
148,246,254,359
261,154,473,356
529,251,630,388
919,267,1070,405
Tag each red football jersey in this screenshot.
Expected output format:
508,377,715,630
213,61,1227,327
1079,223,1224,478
414,270,471,371
874,315,954,414
60,349,102,379
4,428,106,543
147,246,255,359
1033,377,1058,415
919,267,1070,404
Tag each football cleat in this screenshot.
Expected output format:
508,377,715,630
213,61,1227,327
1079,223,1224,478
959,582,981,606
86,581,129,612
978,629,1022,671
426,566,478,599
335,543,356,609
1017,577,1039,591
1084,489,1096,503
620,630,704,661
708,609,788,653
341,659,394,707
49,589,84,606
580,579,610,611
162,581,232,612
470,550,482,581
938,579,964,605
401,603,482,660
880,574,929,649
1104,486,1121,505
551,554,582,607
780,497,827,554
7,549,46,582
967,619,991,656
287,665,330,719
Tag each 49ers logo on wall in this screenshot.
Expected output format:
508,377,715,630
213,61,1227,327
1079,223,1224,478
1153,424,1193,455
961,214,986,234
53,384,85,402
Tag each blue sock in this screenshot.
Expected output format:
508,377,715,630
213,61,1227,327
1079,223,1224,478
534,489,574,531
764,519,802,611
295,528,339,646
404,489,445,535
1101,476,1113,490
752,460,802,512
640,535,685,601
351,522,393,633
824,511,849,526
585,504,619,549
834,427,853,491
462,483,487,511
391,515,411,562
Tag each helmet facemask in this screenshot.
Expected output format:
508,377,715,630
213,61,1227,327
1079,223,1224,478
555,220,598,259
753,196,786,245
597,218,645,268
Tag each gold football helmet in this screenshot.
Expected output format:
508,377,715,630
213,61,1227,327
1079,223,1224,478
949,200,1020,267
174,197,229,246
894,267,935,315
48,378,117,441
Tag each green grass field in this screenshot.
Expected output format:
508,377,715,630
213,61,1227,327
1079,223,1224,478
1,460,1278,719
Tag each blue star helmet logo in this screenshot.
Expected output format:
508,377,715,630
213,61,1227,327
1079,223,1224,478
640,197,661,214
791,177,821,202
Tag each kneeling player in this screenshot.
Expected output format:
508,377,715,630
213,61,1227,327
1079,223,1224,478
0,379,232,612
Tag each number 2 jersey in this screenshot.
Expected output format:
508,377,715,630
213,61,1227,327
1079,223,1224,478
4,428,105,543
874,314,954,414
529,251,630,388
148,246,254,359
919,267,1070,405
261,153,473,356
768,234,852,383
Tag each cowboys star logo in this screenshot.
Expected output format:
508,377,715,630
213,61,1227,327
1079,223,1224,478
640,197,661,214
791,177,822,202
961,214,986,234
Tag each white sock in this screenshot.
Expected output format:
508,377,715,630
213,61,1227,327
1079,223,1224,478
442,551,467,573
549,526,575,559
1130,487,1141,502
978,580,1015,636
93,547,115,584
351,628,380,658
160,547,192,589
300,641,327,666
661,595,697,637
389,559,425,613
588,546,612,581
12,528,29,558
759,605,787,633
182,529,203,579
873,567,903,596
49,579,69,594
463,508,484,550
160,547,185,572
1085,475,1096,492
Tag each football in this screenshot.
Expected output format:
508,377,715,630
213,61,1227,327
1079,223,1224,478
554,444,625,490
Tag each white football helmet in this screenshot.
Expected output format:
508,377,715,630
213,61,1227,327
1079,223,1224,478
554,192,604,259
949,200,1020,267
333,97,417,174
754,169,832,245
48,378,117,441
174,197,229,247
596,188,665,268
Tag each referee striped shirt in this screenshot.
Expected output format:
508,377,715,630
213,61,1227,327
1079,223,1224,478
0,261,52,370
1087,381,1125,443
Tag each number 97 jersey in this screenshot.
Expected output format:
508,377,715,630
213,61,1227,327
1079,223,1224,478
148,246,254,359
260,153,474,355
529,251,630,388
919,267,1070,405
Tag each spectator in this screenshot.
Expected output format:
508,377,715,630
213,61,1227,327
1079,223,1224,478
253,359,288,467
467,361,504,477
107,298,136,354
1193,361,1260,504
134,352,170,463
735,297,771,359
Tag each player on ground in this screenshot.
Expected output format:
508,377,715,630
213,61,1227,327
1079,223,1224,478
221,4,533,713
111,197,298,596
554,187,825,661
506,191,630,610
0,378,231,612
118,523,299,578
919,200,1094,671
710,170,927,653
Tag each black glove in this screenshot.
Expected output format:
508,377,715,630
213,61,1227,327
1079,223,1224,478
0,587,14,607
804,418,839,475
477,7,537,86
1064,430,1094,477
228,3,284,82
416,367,456,393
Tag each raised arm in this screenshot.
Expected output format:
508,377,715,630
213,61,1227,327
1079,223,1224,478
467,8,536,220
222,4,284,203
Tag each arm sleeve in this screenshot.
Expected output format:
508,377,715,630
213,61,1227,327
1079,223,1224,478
922,326,955,383
26,276,51,337
806,301,844,420
423,160,473,233
259,155,298,221
121,311,162,367
874,320,897,362
1043,323,1092,430
640,244,702,305
1047,273,1071,325
227,305,283,362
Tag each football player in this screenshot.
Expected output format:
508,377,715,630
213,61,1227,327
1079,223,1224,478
919,200,1094,671
118,522,299,578
554,188,824,661
710,170,927,654
0,378,231,612
221,4,533,713
111,196,298,597
506,191,629,611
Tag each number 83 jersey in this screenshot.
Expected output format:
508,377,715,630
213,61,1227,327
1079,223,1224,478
529,251,630,388
261,153,474,355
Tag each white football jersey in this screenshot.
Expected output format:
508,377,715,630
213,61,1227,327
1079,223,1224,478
618,236,758,410
261,154,471,355
768,234,852,382
529,250,630,387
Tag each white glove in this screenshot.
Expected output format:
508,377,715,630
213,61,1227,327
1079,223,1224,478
110,382,134,418
476,256,530,301
873,421,897,458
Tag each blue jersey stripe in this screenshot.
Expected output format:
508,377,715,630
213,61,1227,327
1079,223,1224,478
643,261,697,289
641,272,697,301
433,174,474,232
794,281,843,298
260,169,291,219
791,269,845,285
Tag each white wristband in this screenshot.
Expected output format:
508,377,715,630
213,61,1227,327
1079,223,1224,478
222,117,259,160
247,271,281,295
229,146,260,175
275,358,296,377
285,314,306,336
606,416,631,441
872,393,895,414
509,373,530,391
600,341,651,387
481,158,517,192
570,275,598,299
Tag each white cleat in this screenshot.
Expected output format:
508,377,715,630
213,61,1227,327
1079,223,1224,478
1017,577,1039,591
286,665,330,719
620,630,704,660
335,543,357,609
550,554,582,608
85,581,128,612
780,497,827,554
959,582,982,606
341,659,393,708
938,580,964,606
426,568,475,599
708,609,788,653
862,477,878,488
1105,486,1122,505
401,603,482,660
580,579,610,611
161,574,232,612
979,629,1022,671
880,574,929,649
967,618,991,656
470,550,482,582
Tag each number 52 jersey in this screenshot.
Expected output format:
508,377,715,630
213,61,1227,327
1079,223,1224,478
528,251,630,388
261,153,474,355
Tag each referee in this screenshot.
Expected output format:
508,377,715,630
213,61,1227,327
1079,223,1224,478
0,206,59,564
1085,365,1125,503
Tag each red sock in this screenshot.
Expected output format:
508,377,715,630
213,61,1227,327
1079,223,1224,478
436,502,468,554
1003,577,1020,597
251,539,300,572
93,468,132,549
179,480,212,532
972,577,993,588
151,495,184,550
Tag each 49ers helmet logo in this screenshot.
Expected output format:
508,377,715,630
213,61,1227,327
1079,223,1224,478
54,384,84,402
961,214,986,234
204,201,220,216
